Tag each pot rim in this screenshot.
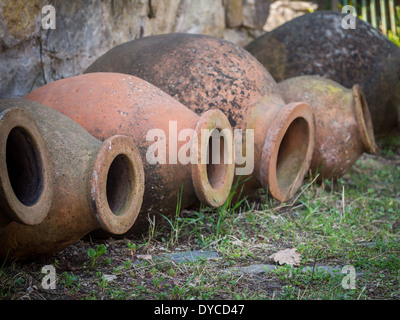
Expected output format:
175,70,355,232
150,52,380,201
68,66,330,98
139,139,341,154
259,101,315,202
191,109,235,208
352,84,378,155
0,106,54,226
89,135,145,235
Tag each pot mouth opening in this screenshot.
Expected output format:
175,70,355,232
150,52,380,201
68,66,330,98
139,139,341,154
191,109,235,208
0,105,53,226
106,154,135,216
206,129,229,190
276,117,310,190
90,135,145,235
6,127,44,207
352,85,377,154
260,102,315,202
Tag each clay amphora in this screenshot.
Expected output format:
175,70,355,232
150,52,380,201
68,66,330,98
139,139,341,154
84,33,316,202
245,11,400,135
277,76,377,180
0,99,145,261
0,107,53,234
25,73,235,234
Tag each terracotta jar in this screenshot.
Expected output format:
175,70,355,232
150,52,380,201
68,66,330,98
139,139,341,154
277,76,377,180
245,11,400,136
0,107,53,234
0,99,145,261
25,72,235,234
84,33,315,202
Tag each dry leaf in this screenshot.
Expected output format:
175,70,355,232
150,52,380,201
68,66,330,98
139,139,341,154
269,248,301,267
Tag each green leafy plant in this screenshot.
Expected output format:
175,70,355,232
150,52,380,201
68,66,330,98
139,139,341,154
123,259,131,269
87,244,107,268
96,271,108,291
59,272,81,293
127,242,137,252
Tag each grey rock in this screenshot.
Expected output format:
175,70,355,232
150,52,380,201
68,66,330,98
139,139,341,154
159,250,220,263
242,0,270,29
174,0,225,37
223,263,364,277
224,264,276,275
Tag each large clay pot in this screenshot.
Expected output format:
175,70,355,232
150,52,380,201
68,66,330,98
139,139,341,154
0,107,53,234
245,11,400,135
25,72,235,234
0,99,145,261
84,33,316,203
277,76,377,180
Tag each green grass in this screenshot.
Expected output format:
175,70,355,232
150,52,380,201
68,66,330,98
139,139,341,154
1,134,399,300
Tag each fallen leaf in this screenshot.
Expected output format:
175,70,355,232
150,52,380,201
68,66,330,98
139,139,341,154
269,248,301,267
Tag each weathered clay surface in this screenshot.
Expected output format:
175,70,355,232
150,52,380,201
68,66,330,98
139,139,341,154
245,11,400,135
0,98,145,261
86,33,278,131
0,107,53,234
278,75,377,180
84,33,315,202
25,72,235,234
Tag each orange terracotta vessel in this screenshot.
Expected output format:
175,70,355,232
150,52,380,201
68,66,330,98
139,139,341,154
0,99,145,261
26,72,235,234
277,76,377,180
84,33,316,202
0,106,53,234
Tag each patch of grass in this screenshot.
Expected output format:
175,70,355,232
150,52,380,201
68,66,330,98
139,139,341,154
0,133,399,300
160,184,187,249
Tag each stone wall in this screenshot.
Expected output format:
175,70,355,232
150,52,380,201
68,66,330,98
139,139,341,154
264,0,318,31
0,0,317,98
